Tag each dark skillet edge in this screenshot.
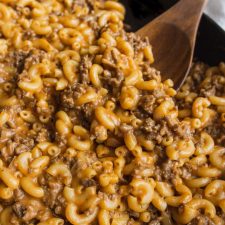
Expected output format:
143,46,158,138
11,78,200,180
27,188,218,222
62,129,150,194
122,0,225,66
195,14,225,65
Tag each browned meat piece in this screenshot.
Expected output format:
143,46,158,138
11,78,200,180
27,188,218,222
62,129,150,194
148,219,161,225
35,128,50,143
12,203,27,218
44,180,64,209
187,215,215,225
139,95,156,114
79,55,93,84
174,121,192,139
11,198,52,224
161,160,179,181
126,33,149,52
60,84,86,109
13,50,30,74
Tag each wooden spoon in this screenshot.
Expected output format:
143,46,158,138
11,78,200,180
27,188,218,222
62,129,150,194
136,0,208,89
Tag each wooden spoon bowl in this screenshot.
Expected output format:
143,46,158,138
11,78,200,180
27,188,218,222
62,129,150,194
136,0,208,89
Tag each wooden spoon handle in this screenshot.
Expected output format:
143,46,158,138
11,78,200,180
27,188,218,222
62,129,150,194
161,0,208,41
168,0,207,24
138,0,208,44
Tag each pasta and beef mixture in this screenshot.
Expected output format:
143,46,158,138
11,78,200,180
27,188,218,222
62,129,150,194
0,0,224,224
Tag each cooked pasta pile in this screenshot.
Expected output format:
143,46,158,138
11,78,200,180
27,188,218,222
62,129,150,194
0,0,224,224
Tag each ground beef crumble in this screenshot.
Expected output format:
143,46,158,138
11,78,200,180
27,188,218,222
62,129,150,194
0,0,224,224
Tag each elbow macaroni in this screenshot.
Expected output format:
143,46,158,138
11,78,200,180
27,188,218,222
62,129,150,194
0,1,224,224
